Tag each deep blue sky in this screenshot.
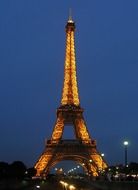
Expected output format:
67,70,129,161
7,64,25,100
0,0,138,169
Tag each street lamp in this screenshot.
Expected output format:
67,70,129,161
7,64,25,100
123,141,128,167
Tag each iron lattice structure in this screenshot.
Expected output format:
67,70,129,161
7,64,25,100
35,17,107,177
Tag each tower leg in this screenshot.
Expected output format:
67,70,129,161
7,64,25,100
51,115,64,141
35,153,52,176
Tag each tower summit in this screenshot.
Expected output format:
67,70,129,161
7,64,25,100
61,15,80,106
34,15,107,177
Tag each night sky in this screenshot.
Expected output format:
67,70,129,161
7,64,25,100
0,1,138,169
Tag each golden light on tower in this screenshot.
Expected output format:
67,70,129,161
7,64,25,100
34,14,108,177
61,17,80,106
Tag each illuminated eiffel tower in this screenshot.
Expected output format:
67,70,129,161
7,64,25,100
35,15,107,177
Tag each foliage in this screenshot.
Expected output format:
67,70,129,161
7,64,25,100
0,161,28,179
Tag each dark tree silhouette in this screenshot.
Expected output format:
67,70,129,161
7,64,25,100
10,161,27,179
129,162,138,173
0,162,10,179
26,167,37,178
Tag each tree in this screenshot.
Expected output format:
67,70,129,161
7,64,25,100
26,167,37,178
10,161,27,179
0,162,10,179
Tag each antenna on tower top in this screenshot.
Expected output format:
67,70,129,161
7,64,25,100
69,8,72,20
68,8,73,23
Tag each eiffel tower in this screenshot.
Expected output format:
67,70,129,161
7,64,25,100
35,15,107,177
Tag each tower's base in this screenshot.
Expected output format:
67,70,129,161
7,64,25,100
35,139,107,177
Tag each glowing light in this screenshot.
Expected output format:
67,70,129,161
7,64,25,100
36,185,40,189
60,181,69,189
69,185,75,190
123,141,128,146
64,182,68,187
60,180,64,185
61,23,80,106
